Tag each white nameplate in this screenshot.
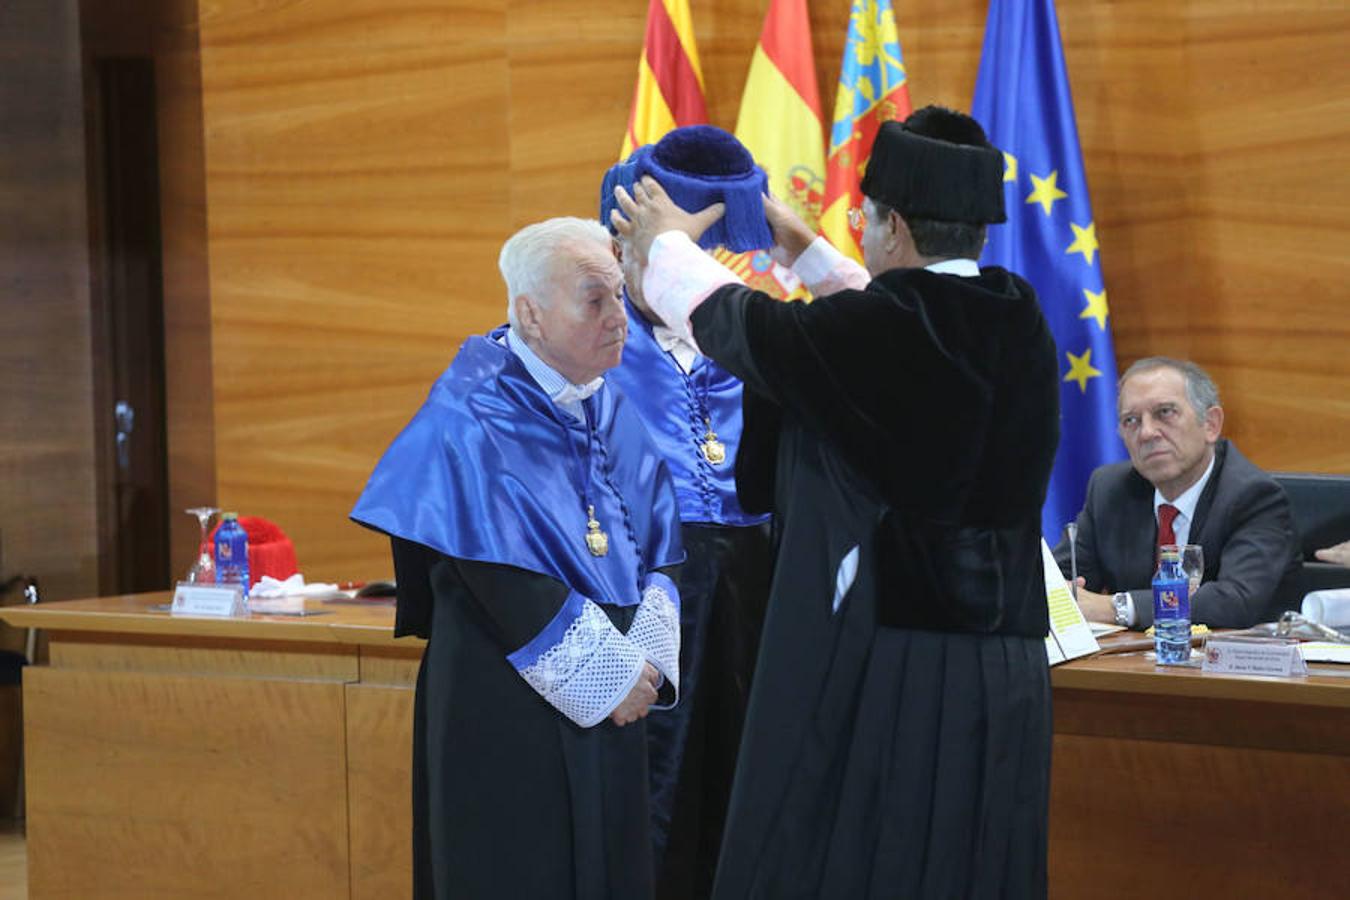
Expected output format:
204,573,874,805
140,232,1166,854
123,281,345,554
172,582,246,618
1202,637,1307,677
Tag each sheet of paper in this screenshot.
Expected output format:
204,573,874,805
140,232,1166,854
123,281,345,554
1042,539,1100,665
1090,621,1127,638
1298,641,1350,664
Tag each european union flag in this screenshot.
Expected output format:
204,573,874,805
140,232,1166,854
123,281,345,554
971,0,1125,542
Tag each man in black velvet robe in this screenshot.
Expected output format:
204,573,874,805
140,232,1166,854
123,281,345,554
613,107,1060,898
351,217,685,899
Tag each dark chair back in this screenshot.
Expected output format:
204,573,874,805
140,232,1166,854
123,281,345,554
1271,472,1350,595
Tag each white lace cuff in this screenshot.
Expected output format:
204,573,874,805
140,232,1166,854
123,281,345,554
627,572,681,707
508,594,646,728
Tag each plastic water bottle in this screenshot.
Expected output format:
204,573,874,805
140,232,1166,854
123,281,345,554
1152,545,1190,664
214,512,251,597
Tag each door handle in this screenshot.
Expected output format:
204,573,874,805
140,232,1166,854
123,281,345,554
115,400,135,471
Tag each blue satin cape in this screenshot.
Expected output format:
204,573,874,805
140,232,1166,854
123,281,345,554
350,328,684,608
606,296,769,528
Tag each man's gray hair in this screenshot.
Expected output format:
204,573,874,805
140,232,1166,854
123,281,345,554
1119,356,1221,420
498,217,612,329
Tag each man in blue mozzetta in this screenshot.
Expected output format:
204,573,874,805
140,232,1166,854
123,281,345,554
351,217,684,900
600,126,775,900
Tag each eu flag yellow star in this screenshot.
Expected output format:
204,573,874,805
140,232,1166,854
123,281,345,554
1063,348,1102,393
1079,288,1109,330
1003,151,1018,183
1066,221,1099,265
1025,170,1068,215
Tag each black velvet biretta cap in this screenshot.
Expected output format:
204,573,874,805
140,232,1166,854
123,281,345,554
859,110,1007,225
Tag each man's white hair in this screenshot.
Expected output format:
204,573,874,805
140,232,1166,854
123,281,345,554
499,217,613,330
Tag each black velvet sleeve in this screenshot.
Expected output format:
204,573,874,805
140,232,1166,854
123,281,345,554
688,284,895,479
390,536,436,639
734,386,781,515
450,557,575,652
390,536,571,649
690,284,833,421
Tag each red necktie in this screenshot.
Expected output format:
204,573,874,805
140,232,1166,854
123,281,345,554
1157,503,1180,549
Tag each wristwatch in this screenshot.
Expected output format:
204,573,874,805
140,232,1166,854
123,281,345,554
1111,591,1132,627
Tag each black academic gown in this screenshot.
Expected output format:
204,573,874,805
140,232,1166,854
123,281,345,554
392,538,676,900
653,521,771,900
695,265,1061,899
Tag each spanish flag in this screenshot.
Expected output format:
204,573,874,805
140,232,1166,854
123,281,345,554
734,0,826,229
621,0,708,158
820,0,913,262
719,0,827,298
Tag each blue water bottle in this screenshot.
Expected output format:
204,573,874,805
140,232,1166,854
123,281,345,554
214,512,251,598
1152,544,1190,664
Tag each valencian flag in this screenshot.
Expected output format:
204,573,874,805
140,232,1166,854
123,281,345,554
971,0,1126,541
621,0,708,158
820,0,913,262
718,0,827,299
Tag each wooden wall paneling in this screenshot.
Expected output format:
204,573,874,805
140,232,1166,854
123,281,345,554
76,0,215,590
24,665,351,897
346,682,415,900
505,0,648,225
1051,685,1350,898
1051,732,1346,897
0,0,101,605
197,1,513,582
1054,2,1200,370
48,630,360,680
1178,0,1350,472
153,0,220,580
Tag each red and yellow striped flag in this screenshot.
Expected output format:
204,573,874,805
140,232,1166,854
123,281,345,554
820,0,913,262
621,0,708,158
720,0,826,299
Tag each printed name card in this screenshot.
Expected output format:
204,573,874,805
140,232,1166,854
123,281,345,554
171,582,246,618
1041,539,1099,666
1201,636,1308,677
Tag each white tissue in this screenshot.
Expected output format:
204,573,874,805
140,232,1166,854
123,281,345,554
250,574,339,598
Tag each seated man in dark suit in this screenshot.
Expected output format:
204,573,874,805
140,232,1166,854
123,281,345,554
1054,357,1301,629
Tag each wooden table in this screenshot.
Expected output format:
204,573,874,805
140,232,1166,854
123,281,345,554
1049,637,1349,898
2,598,1346,898
0,593,422,899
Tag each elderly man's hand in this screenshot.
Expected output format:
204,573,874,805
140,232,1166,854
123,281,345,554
763,192,816,268
609,662,662,726
610,176,725,267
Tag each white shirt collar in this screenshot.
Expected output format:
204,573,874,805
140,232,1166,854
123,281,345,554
505,327,603,418
652,323,699,374
1154,450,1217,527
925,258,981,277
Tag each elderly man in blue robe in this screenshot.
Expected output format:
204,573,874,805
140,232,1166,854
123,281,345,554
352,216,684,900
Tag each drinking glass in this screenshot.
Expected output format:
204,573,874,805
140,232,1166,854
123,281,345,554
1181,544,1204,596
184,506,220,583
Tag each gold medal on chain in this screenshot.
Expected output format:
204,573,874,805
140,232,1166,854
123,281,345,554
585,504,609,557
701,418,726,465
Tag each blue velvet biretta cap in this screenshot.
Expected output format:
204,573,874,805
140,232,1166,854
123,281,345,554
600,125,773,253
